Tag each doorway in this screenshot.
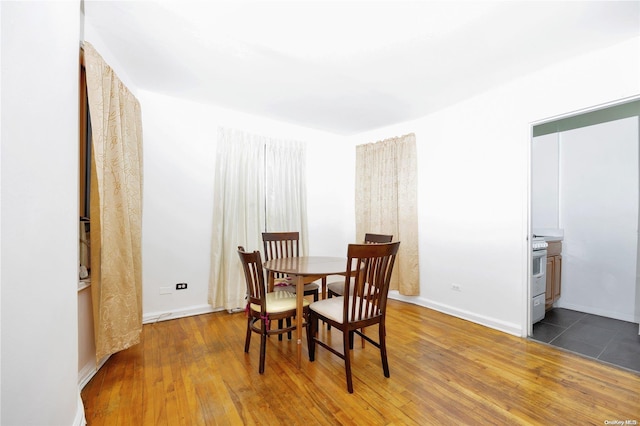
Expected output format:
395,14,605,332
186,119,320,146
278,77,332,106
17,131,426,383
529,98,640,373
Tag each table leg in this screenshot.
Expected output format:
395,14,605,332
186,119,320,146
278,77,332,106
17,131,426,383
295,274,304,368
268,272,275,292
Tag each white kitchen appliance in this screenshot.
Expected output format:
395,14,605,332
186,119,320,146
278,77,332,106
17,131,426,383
531,237,548,324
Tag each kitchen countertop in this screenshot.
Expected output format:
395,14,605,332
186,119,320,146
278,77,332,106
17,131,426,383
533,228,563,243
543,236,563,242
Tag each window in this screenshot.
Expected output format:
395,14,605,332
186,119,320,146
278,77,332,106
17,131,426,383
79,51,91,279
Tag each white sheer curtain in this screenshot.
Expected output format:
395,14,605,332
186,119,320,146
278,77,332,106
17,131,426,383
265,139,309,254
208,128,308,311
355,133,420,295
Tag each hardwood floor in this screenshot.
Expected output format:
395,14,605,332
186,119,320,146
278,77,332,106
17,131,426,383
81,300,640,425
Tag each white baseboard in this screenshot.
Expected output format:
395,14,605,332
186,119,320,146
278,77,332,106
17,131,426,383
78,354,110,390
144,298,526,337
74,391,87,426
143,304,218,324
78,362,96,390
388,292,523,337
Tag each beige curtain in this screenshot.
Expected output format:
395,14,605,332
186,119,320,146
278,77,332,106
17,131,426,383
355,133,419,295
84,42,143,361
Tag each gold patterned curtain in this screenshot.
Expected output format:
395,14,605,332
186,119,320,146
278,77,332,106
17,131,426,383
84,42,143,361
355,133,420,295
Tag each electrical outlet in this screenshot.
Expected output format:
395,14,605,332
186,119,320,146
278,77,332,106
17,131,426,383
159,286,172,295
451,283,462,292
176,283,188,290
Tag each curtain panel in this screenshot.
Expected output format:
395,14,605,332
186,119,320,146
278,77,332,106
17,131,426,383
265,139,309,254
208,129,308,311
84,42,144,361
209,129,266,311
355,133,420,295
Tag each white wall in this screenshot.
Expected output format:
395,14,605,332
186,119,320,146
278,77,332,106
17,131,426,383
347,36,640,336
532,133,560,230
137,91,352,321
1,2,85,425
558,117,639,322
83,20,137,97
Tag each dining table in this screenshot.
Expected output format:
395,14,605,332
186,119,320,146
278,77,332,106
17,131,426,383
263,256,347,368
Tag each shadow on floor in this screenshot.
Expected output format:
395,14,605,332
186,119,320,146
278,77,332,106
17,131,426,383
531,308,640,374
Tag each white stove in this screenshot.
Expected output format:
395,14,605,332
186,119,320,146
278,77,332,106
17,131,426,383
531,236,548,324
532,236,548,251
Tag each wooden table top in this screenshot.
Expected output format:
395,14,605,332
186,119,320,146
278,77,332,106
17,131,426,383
263,256,346,276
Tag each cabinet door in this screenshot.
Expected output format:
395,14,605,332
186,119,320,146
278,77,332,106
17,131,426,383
545,256,554,308
553,255,562,301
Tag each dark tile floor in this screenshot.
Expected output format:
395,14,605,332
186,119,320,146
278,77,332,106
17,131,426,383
531,308,640,374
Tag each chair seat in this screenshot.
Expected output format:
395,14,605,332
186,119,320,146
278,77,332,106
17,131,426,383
249,291,309,314
328,278,372,296
327,279,352,296
310,296,379,324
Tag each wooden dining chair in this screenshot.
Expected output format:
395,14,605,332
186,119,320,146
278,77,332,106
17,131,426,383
327,233,393,298
326,234,393,338
308,241,400,393
262,231,320,302
237,246,310,374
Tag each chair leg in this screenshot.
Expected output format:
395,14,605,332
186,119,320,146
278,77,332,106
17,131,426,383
306,312,313,360
327,292,332,330
278,319,284,341
379,322,390,378
244,318,252,353
343,327,354,393
259,332,267,374
321,277,327,299
286,318,292,340
308,312,317,362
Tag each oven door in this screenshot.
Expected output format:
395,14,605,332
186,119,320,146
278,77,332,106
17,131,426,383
532,249,547,277
532,249,547,297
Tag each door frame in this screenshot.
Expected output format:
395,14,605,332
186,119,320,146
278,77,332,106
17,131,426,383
527,95,640,336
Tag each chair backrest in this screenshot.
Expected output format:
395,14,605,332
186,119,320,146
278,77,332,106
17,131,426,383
364,233,393,244
262,232,300,280
343,241,400,322
237,246,267,312
262,232,300,260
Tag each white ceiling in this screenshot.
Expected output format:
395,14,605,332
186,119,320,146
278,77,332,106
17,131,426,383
84,1,640,135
